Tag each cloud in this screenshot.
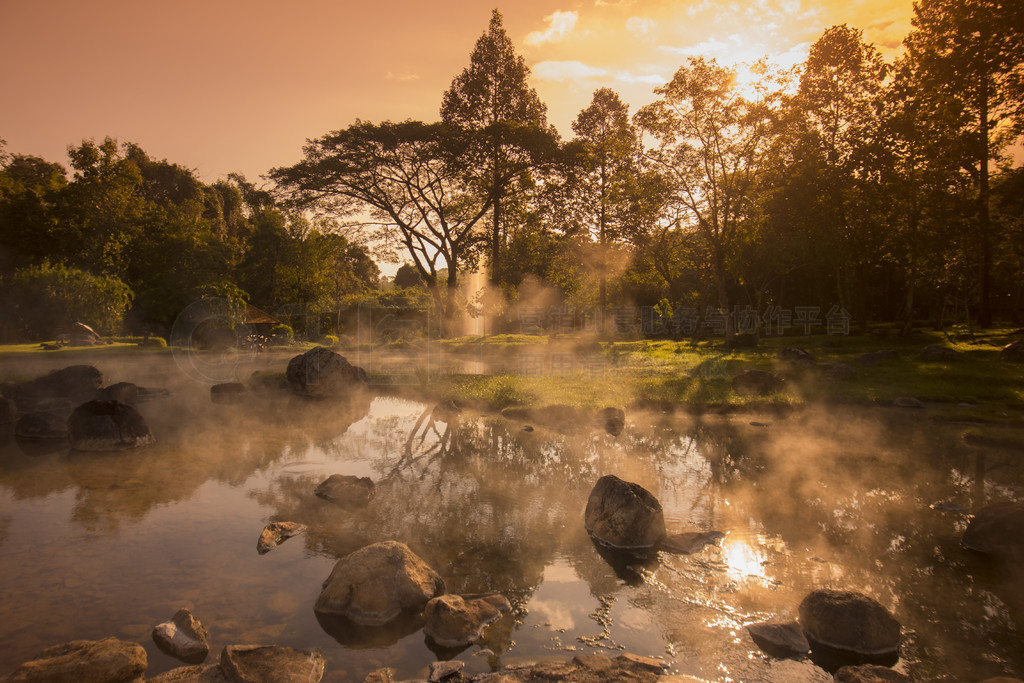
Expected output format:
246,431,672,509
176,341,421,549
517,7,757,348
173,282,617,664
385,71,419,82
525,11,578,46
533,60,609,82
626,17,656,41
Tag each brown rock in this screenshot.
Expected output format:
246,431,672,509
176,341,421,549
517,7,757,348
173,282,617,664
14,412,67,440
833,664,912,682
314,540,445,626
219,645,325,683
363,669,396,683
148,663,227,682
2,636,146,682
747,620,810,656
798,589,901,657
285,347,368,398
423,594,511,647
584,475,666,550
67,400,154,451
152,608,209,663
257,521,307,555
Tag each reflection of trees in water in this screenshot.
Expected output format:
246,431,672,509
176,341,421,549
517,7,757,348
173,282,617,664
0,394,373,533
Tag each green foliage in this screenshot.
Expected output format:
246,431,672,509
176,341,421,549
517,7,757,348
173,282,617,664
320,334,339,347
270,324,294,344
1,262,132,340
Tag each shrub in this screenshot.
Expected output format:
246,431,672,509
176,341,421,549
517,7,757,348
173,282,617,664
270,324,294,344
320,334,339,347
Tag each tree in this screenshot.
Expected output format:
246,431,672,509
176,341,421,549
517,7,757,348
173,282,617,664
0,262,132,341
904,0,1024,326
272,120,493,328
394,263,426,289
441,9,556,287
561,88,649,319
0,154,67,273
636,58,787,342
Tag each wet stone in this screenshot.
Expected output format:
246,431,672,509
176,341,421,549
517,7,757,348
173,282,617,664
746,620,810,657
219,645,325,683
314,474,375,508
152,607,209,663
962,501,1024,558
1,636,147,682
148,664,227,682
584,474,666,550
423,594,511,647
365,669,397,683
429,660,465,682
286,346,368,398
798,589,901,659
68,400,154,451
257,521,307,555
833,664,913,682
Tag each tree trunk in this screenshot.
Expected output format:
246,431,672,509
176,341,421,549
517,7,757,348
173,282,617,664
977,73,992,328
490,144,502,288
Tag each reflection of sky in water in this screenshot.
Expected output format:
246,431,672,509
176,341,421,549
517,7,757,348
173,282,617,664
0,356,1022,682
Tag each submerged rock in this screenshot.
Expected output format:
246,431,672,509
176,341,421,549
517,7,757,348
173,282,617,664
314,474,375,508
747,620,810,657
152,608,209,663
1,636,147,682
798,589,901,659
286,346,368,398
220,645,325,683
211,382,248,404
584,475,666,550
68,400,154,451
423,593,511,647
315,540,445,626
731,370,786,396
962,501,1024,558
257,521,307,555
833,664,913,682
14,412,67,440
660,531,726,555
595,407,626,436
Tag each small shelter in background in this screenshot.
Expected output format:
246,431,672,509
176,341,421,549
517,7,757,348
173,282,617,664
243,304,282,337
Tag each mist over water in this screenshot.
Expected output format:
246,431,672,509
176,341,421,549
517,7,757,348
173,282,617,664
0,352,1021,681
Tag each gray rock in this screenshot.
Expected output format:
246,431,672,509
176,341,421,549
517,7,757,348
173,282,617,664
747,620,810,656
315,540,445,625
152,608,210,663
219,645,325,683
798,589,901,657
423,594,511,647
584,475,666,550
14,412,67,439
68,400,154,451
833,664,913,682
428,660,465,682
1,636,147,682
314,475,375,508
286,346,368,398
257,521,307,555
660,531,725,555
963,501,1024,558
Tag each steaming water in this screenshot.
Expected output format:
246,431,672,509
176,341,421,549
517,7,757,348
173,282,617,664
0,353,1022,681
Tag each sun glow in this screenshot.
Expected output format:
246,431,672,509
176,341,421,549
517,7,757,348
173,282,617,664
723,538,768,581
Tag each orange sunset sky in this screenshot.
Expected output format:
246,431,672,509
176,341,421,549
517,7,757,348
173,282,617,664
0,0,915,183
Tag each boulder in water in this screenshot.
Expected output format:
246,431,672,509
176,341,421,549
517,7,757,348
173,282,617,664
257,521,307,555
798,589,901,660
314,474,375,509
584,475,666,550
152,608,209,663
13,364,103,410
423,593,511,647
315,540,445,626
1,637,147,682
286,346,368,398
220,645,325,683
14,412,67,439
746,620,810,657
67,399,154,451
962,501,1024,558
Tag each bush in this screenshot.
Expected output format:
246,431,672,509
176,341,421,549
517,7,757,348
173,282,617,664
320,334,339,347
270,324,294,344
109,336,168,347
1,263,133,341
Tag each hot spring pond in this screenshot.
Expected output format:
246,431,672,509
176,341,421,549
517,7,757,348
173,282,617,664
0,354,1022,681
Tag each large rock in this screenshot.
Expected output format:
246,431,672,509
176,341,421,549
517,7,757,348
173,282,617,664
584,475,666,550
14,412,67,440
152,608,209,663
1,636,147,682
962,501,1024,558
285,347,368,398
423,593,512,647
98,382,139,404
798,589,901,658
314,474,375,508
1000,339,1024,362
257,521,307,555
315,540,445,625
13,364,103,410
731,370,786,396
220,645,325,683
68,400,154,451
